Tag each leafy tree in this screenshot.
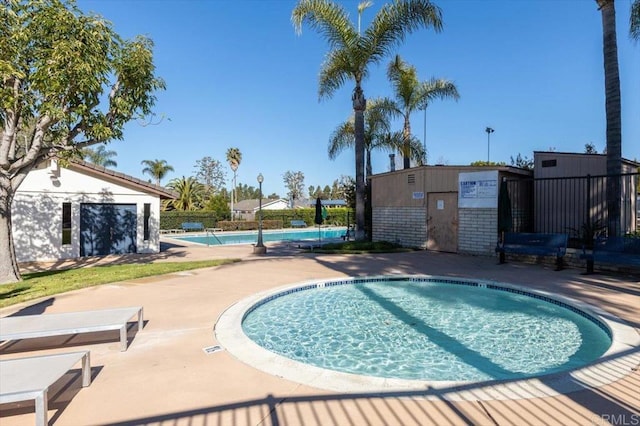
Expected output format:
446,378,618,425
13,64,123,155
82,145,118,168
226,147,242,219
336,175,356,208
164,176,204,211
292,0,442,240
0,0,164,283
141,159,174,186
193,156,226,198
631,0,639,41
595,0,622,237
203,193,230,221
382,54,459,168
510,154,533,170
234,183,260,201
584,142,598,154
283,170,305,206
469,160,507,167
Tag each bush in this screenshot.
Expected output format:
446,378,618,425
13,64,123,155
160,211,218,230
261,208,355,227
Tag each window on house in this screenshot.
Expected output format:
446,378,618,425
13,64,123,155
143,203,151,241
541,159,557,168
62,202,71,245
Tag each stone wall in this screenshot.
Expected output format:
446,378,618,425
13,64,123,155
458,208,497,255
372,207,427,248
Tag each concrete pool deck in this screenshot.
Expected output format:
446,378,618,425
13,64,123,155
1,239,639,425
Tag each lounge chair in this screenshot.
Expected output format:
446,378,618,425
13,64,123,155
0,306,143,352
0,350,91,426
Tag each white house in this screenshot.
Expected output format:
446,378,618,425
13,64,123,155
12,159,176,263
232,198,290,221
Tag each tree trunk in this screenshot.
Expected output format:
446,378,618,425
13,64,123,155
403,113,412,169
353,85,367,241
366,149,372,180
598,0,623,237
0,178,21,284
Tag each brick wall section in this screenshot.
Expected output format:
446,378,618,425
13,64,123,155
372,207,427,248
458,208,497,255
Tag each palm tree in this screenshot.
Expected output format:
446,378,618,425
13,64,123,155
165,176,204,211
141,159,174,186
596,0,622,237
292,0,442,240
632,0,640,41
82,145,118,168
226,147,242,220
329,99,423,178
383,54,459,169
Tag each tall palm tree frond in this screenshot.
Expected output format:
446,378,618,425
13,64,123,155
364,0,442,64
417,78,460,108
328,121,355,159
292,0,358,48
631,0,640,41
318,50,357,99
83,145,118,168
141,159,174,186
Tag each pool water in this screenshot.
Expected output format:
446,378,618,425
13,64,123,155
173,227,346,246
242,278,612,382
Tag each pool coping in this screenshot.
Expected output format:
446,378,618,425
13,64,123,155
214,274,640,401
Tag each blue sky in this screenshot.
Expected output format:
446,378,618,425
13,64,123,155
77,0,639,198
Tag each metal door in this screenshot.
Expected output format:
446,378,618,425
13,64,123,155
80,203,137,256
426,192,458,253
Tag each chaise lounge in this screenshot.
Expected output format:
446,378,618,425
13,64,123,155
0,306,144,352
0,350,92,426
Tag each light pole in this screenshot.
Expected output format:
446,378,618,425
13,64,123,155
254,173,266,254
485,127,494,163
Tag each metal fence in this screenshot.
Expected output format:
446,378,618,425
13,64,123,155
505,172,639,247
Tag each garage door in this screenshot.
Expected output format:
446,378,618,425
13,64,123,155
80,203,137,256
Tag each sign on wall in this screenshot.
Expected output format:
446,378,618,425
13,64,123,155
458,170,499,208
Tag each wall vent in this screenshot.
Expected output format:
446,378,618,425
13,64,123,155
408,174,416,185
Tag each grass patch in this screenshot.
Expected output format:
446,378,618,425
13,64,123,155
0,259,239,309
310,240,413,254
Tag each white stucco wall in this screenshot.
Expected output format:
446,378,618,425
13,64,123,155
12,160,161,263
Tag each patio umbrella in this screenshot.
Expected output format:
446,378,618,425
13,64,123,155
497,179,512,263
315,197,323,243
314,197,324,225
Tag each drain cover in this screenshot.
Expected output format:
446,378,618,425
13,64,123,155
202,345,224,355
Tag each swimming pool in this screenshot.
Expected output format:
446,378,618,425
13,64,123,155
216,275,638,398
171,227,346,246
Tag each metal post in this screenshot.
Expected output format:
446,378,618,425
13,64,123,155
254,173,266,254
485,127,494,163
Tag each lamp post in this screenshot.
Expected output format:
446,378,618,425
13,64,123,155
253,173,266,254
485,127,494,163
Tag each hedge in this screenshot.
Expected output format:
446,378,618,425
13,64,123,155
160,211,218,230
160,208,355,231
261,208,355,228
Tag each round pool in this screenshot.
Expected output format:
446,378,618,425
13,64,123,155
215,275,638,398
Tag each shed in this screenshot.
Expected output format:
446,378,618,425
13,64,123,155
12,159,176,263
370,165,532,255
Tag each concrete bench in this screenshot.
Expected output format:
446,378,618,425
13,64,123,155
181,222,204,232
581,236,640,273
0,306,144,352
0,351,91,426
496,232,568,270
290,220,307,228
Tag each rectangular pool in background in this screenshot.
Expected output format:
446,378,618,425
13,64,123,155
170,227,347,246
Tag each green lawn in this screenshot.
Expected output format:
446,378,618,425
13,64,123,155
309,240,413,254
0,259,239,308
